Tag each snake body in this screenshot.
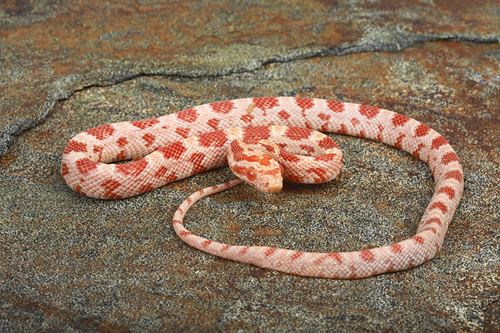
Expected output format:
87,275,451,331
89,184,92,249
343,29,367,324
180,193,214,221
62,97,463,278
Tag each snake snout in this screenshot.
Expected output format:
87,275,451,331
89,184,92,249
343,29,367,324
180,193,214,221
260,179,283,193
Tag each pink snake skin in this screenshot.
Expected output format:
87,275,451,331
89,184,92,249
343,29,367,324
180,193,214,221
62,97,464,279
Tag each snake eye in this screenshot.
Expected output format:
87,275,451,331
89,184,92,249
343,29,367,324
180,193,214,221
246,167,257,181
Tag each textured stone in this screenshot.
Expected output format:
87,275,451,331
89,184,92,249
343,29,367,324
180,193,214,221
0,1,499,331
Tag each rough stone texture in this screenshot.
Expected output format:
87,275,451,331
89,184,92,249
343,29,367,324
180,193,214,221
0,0,499,331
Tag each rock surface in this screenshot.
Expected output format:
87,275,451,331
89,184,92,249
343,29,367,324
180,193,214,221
1,1,499,331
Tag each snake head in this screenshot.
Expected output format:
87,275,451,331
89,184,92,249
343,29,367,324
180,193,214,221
228,138,283,193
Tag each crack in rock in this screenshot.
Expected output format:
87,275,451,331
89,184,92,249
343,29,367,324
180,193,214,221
0,28,498,157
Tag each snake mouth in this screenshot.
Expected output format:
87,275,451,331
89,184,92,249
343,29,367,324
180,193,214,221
259,179,283,193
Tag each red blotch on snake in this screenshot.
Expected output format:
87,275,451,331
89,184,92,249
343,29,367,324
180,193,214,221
441,152,459,165
278,110,291,119
253,97,279,111
116,137,128,147
444,170,463,182
295,97,314,110
437,186,455,200
208,118,220,130
412,236,424,244
93,145,104,161
242,126,272,143
64,140,87,154
198,131,229,148
431,137,448,150
142,133,156,147
175,127,190,138
300,144,315,155
76,158,98,174
307,167,329,182
423,217,442,227
160,142,187,159
395,134,405,149
131,118,160,129
241,114,254,123
359,105,380,119
422,227,437,234
265,248,277,256
429,201,448,214
318,113,331,121
61,163,69,178
415,124,431,137
116,159,148,177
390,244,403,253
176,108,199,123
328,253,343,264
326,100,344,113
285,127,313,140
314,154,337,162
188,153,207,174
318,137,339,149
392,114,411,127
210,101,235,114
100,179,123,199
360,250,375,261
85,124,114,140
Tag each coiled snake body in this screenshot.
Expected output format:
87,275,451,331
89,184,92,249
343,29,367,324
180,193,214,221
62,97,463,278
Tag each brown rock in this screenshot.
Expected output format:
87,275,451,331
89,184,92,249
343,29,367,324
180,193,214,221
1,1,498,331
